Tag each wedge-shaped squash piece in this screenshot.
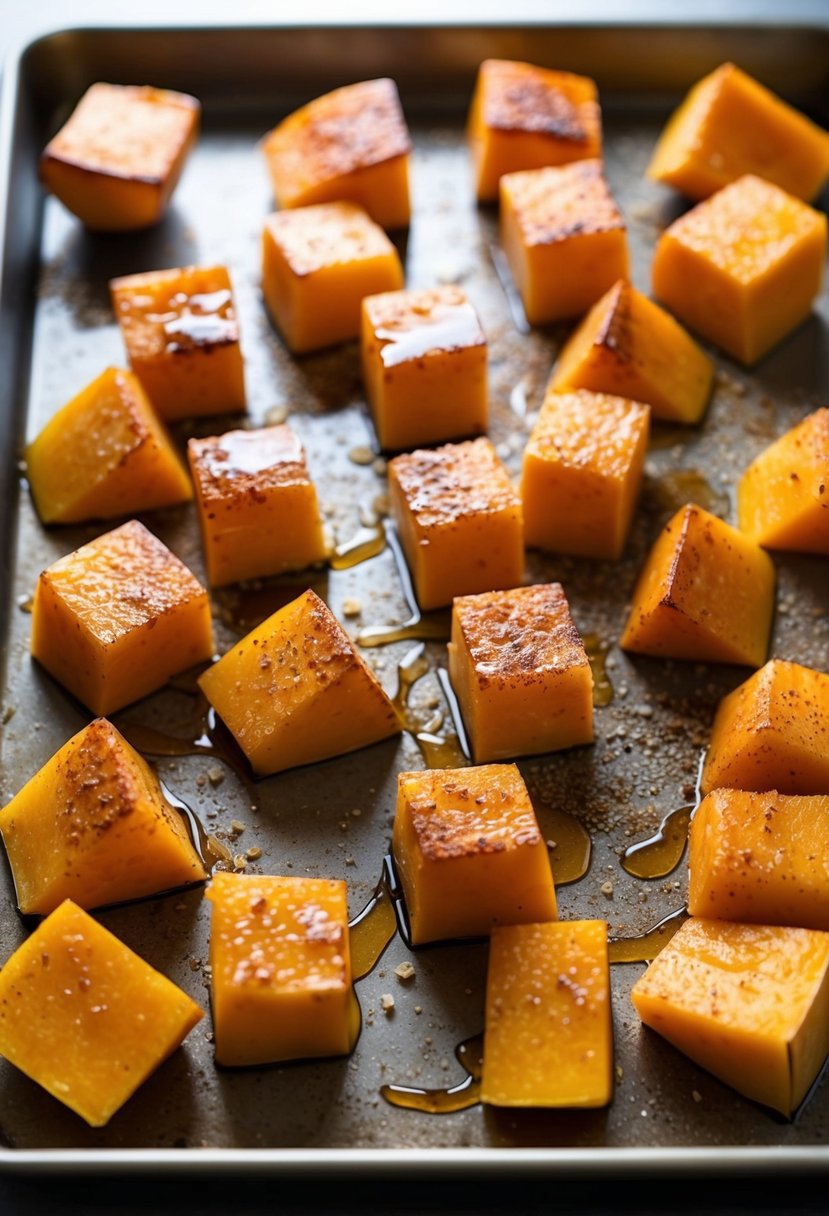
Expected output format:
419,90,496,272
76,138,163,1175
549,280,714,424
31,519,214,716
737,408,829,553
392,763,557,945
647,62,829,203
111,266,246,421
262,201,403,355
188,424,327,587
261,79,411,230
361,286,488,451
482,920,612,1108
0,899,202,1126
199,589,399,776
468,59,602,202
40,83,199,231
521,387,649,559
207,872,353,1066
701,660,829,796
620,503,775,667
448,583,593,763
388,438,524,611
0,719,206,915
631,916,829,1116
652,175,826,367
26,367,192,524
500,160,629,325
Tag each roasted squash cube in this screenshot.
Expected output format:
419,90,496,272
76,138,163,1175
392,763,557,945
738,408,829,553
40,82,199,231
31,519,214,716
198,589,399,776
0,899,202,1126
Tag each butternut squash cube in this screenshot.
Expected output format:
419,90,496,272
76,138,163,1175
448,583,593,763
738,408,829,553
701,660,829,796
388,438,524,611
40,82,199,231
521,388,650,559
482,920,612,1108
262,202,403,355
361,286,488,451
620,503,775,667
261,79,411,230
631,916,829,1116
688,788,829,931
31,519,214,716
652,175,827,366
111,266,246,421
499,160,630,325
647,62,829,203
0,718,206,916
467,59,602,202
198,589,399,776
26,367,192,524
549,280,714,424
207,872,353,1067
0,899,203,1126
188,424,327,587
392,763,557,945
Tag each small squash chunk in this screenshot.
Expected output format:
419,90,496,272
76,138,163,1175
448,583,593,763
652,175,827,367
111,266,246,421
647,62,829,204
207,873,353,1067
392,763,557,946
482,920,612,1109
521,388,649,559
0,899,203,1126
701,660,829,797
26,367,192,524
262,202,403,355
631,916,829,1116
188,424,327,587
620,503,775,668
198,589,399,776
39,82,199,231
261,78,411,230
738,409,829,553
688,788,829,931
31,519,214,716
0,718,206,915
467,59,602,202
500,160,629,325
388,438,524,611
361,286,488,451
549,280,714,425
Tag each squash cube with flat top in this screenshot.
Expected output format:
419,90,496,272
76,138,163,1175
738,409,829,553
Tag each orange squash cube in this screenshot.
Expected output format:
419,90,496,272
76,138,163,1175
31,519,214,716
448,583,593,763
40,82,199,231
392,763,557,946
738,409,829,553
482,920,612,1108
0,899,202,1126
261,78,411,230
499,160,629,324
388,438,524,611
111,266,246,421
620,504,775,667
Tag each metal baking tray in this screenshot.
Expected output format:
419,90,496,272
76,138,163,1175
1,16,828,1175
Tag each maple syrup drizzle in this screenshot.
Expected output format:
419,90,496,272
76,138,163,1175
356,525,451,648
349,860,399,982
652,469,730,518
215,576,325,635
329,524,387,571
622,805,694,879
530,798,591,885
608,907,687,964
159,781,233,869
391,647,469,770
117,706,250,782
381,1033,484,1113
583,633,614,707
17,595,33,613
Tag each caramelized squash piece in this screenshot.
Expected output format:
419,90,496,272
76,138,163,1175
737,408,829,553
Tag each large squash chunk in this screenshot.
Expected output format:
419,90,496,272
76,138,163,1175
737,408,829,553
198,589,399,776
631,916,829,1116
0,899,203,1126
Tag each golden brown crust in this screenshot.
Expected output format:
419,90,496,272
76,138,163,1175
502,160,624,246
389,438,519,529
479,60,595,140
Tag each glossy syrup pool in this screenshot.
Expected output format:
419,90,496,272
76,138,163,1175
622,805,694,880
